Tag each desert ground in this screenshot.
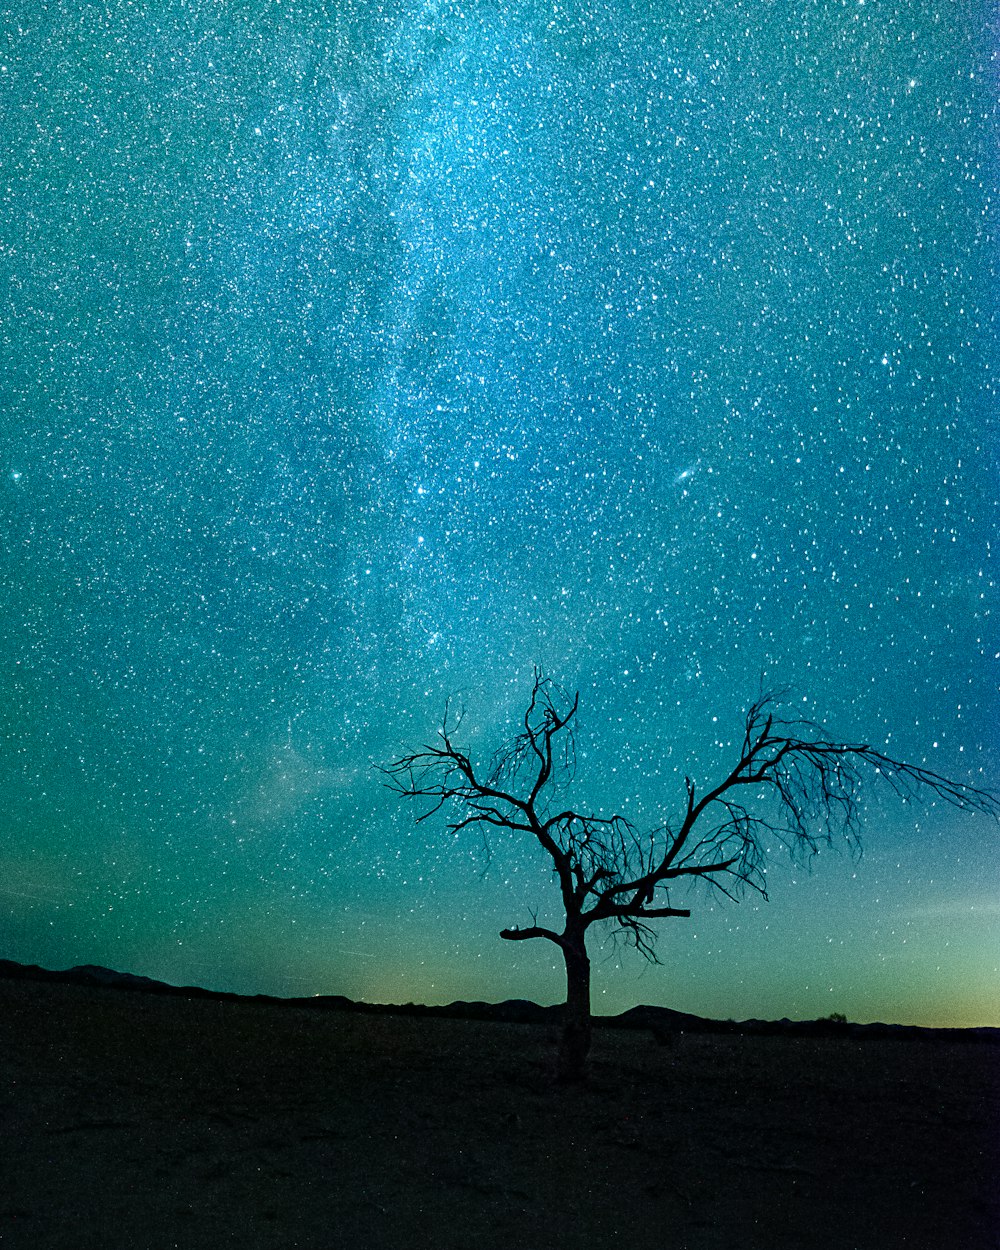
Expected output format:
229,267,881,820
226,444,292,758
1,977,997,1249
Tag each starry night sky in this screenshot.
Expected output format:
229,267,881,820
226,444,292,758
2,0,997,1026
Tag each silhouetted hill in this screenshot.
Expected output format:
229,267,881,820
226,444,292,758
1,957,996,1043
71,964,179,992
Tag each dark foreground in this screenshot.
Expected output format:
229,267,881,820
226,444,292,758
1,978,998,1250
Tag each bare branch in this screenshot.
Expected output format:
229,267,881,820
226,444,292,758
500,925,563,946
626,905,692,919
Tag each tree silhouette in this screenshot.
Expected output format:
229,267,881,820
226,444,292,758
384,669,999,1081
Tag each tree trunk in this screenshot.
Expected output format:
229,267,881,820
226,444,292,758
557,937,592,1083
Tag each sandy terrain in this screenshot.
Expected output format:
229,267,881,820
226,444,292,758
1,977,997,1249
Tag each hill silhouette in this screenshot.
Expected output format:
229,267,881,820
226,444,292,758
2,957,995,1044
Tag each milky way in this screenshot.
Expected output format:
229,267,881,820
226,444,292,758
1,0,997,1024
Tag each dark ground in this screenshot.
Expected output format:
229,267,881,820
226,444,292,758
1,977,998,1249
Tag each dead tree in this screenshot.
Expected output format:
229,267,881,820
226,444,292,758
383,669,999,1081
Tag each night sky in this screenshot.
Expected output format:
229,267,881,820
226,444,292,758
2,0,997,1027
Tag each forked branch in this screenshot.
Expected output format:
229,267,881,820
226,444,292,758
383,678,1000,960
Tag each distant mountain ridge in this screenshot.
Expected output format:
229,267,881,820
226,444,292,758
1,957,997,1044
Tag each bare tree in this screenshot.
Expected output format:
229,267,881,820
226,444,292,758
384,669,999,1082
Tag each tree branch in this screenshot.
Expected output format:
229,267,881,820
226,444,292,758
627,905,692,919
500,925,564,947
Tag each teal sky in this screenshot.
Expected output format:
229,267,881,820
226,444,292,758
1,0,997,1026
